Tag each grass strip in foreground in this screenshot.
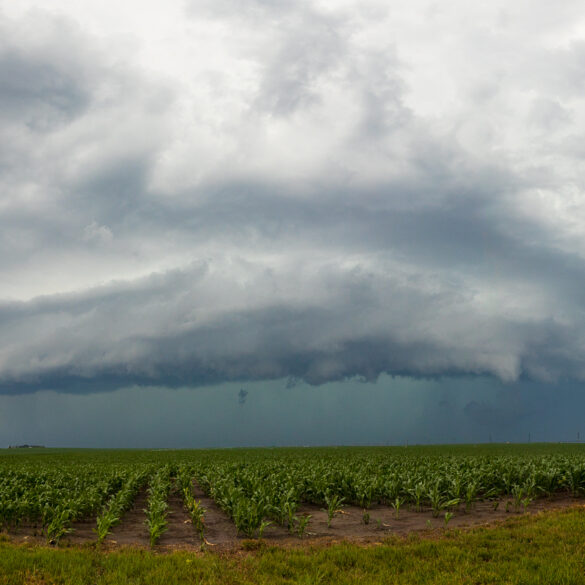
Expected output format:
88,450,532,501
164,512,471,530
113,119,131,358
0,506,584,585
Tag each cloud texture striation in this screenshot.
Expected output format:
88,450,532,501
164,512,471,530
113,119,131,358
2,0,585,394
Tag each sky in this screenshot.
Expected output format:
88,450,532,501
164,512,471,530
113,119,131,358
1,0,585,447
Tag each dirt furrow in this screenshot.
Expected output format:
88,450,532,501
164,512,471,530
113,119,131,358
106,488,150,547
157,490,201,550
190,480,239,549
65,516,98,545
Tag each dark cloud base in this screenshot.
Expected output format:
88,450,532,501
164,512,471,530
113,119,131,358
1,258,584,396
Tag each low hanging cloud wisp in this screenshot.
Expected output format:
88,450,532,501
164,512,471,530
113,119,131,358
1,1,585,394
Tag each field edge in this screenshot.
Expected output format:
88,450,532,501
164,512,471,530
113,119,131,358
1,505,584,585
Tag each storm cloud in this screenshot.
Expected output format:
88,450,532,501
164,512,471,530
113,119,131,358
2,1,585,397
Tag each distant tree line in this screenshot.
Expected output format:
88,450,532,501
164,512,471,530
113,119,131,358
7,444,45,449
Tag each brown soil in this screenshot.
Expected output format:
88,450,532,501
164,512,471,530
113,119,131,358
290,494,580,543
64,517,97,545
189,480,237,550
2,520,45,546
101,488,150,548
157,491,201,550
2,493,583,552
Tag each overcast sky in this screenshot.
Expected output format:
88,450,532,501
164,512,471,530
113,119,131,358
1,1,585,446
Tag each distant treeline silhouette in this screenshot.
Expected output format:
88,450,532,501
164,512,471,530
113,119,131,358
8,444,45,449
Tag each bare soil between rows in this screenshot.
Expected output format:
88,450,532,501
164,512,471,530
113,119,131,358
4,489,583,553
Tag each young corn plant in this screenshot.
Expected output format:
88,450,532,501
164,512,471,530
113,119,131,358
322,492,345,528
182,487,206,539
355,482,375,509
95,508,119,544
464,481,479,513
382,479,402,504
258,519,272,538
427,481,460,518
428,482,443,518
283,500,298,534
408,482,425,512
45,507,73,545
511,484,524,512
297,514,311,539
391,496,404,519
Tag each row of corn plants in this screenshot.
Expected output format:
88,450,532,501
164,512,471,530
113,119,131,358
95,470,149,544
177,466,206,540
144,466,173,546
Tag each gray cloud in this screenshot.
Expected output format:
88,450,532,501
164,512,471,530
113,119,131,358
0,50,88,131
0,15,95,131
1,2,585,398
253,8,348,116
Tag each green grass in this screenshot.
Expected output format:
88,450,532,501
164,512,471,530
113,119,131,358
1,506,584,584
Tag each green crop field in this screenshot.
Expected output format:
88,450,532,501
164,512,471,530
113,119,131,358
1,444,585,584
